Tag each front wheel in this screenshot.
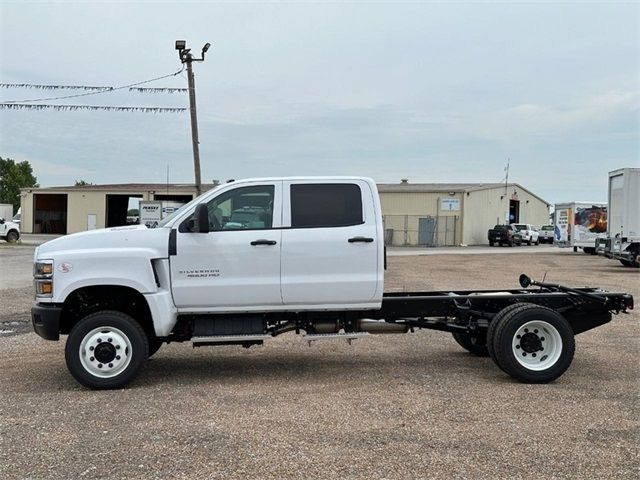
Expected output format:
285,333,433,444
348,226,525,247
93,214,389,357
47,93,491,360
489,304,575,383
6,230,19,243
65,311,149,389
452,332,489,357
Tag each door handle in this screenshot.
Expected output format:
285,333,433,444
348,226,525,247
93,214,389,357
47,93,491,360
348,236,374,243
250,239,277,246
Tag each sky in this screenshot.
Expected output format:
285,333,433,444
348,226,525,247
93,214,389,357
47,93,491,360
1,1,638,204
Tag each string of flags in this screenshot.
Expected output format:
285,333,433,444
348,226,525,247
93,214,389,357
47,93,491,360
0,103,187,113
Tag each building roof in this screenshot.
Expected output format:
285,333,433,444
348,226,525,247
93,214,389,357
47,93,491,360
21,183,219,193
377,182,549,206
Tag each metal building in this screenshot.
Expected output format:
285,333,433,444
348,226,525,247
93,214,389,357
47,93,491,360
378,181,550,246
19,183,216,234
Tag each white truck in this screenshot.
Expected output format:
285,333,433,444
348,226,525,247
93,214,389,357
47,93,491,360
598,168,640,268
510,224,539,245
553,202,607,254
31,177,633,389
0,216,21,243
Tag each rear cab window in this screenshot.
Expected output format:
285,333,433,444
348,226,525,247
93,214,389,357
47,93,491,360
289,183,363,228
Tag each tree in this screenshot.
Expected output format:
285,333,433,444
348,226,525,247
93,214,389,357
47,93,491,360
0,156,38,215
75,179,92,186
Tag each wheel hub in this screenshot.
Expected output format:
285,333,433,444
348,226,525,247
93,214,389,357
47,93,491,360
94,342,117,363
520,332,542,353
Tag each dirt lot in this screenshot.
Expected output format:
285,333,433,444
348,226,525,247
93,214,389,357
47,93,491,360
0,246,638,479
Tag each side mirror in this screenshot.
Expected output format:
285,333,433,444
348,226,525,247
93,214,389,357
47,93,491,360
0,218,4,224
519,274,531,288
188,203,210,233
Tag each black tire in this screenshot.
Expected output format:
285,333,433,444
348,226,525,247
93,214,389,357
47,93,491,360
6,230,19,243
148,338,163,358
452,332,489,357
490,304,575,383
486,303,529,371
619,259,633,267
65,310,149,389
527,239,532,246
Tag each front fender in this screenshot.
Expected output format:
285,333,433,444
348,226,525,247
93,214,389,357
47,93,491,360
45,249,160,303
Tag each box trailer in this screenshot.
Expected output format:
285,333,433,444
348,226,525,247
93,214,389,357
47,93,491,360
0,203,14,221
554,202,607,254
598,168,640,267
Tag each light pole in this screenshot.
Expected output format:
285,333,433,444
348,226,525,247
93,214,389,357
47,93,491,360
175,40,211,197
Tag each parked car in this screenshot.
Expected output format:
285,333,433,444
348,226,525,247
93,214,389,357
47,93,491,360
488,224,522,246
511,224,539,245
0,217,21,243
538,225,554,244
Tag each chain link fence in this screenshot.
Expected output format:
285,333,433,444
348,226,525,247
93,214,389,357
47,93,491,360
383,215,460,246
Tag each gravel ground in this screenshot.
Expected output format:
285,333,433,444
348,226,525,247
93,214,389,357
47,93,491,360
0,246,638,479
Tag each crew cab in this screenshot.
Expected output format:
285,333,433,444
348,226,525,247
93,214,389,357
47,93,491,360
0,217,20,243
31,177,633,389
511,223,540,245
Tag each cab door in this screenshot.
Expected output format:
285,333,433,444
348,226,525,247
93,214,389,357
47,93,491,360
280,180,379,306
170,182,283,309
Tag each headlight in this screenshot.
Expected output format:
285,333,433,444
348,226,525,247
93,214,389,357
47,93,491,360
34,260,54,298
35,260,54,277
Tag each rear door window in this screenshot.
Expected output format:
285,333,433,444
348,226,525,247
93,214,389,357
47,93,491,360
290,184,363,228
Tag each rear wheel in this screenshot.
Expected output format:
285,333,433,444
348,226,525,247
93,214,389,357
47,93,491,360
6,230,19,243
452,332,489,357
65,310,148,389
489,304,575,383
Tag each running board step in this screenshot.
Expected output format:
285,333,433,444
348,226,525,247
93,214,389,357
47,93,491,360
303,332,369,346
192,334,271,344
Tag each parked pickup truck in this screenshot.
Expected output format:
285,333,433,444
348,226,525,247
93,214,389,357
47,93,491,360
511,224,540,246
0,217,20,243
31,177,633,389
538,225,554,244
488,225,522,246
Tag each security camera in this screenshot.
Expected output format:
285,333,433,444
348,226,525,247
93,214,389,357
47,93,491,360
202,42,211,54
175,40,186,50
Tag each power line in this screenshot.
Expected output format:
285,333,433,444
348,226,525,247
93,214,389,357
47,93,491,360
0,103,186,113
1,68,185,104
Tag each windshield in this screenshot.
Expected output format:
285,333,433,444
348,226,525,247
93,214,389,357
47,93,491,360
541,225,553,231
513,224,526,230
157,185,222,227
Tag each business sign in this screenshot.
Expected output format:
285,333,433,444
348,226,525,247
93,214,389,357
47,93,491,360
440,198,460,211
139,201,162,228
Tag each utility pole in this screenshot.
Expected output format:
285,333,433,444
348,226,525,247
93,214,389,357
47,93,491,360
175,40,211,197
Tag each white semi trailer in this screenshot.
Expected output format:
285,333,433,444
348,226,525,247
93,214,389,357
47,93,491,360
599,168,640,268
553,201,607,254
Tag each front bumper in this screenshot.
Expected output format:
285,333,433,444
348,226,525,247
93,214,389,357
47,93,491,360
31,303,63,340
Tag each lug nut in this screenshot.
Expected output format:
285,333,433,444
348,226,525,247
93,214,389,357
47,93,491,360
89,357,95,362
115,345,121,350
89,346,94,351
97,364,103,368
516,335,521,339
541,337,545,341
532,353,537,358
522,352,527,356
540,347,544,351
108,363,113,368
97,338,102,343
516,345,520,349
116,355,121,360
524,328,529,333
534,329,539,334
107,338,112,343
